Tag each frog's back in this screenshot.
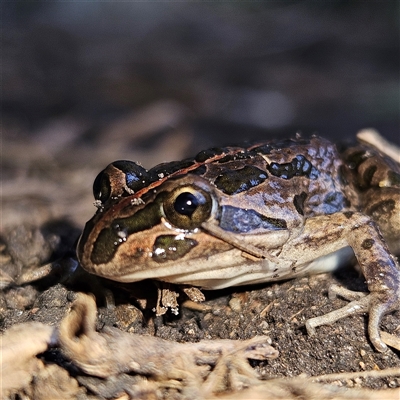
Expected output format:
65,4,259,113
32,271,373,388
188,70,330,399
205,135,349,221
253,135,349,218
340,141,400,254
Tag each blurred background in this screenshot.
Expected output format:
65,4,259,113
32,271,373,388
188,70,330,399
2,1,400,227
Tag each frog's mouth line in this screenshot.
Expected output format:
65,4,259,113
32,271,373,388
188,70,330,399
201,221,282,264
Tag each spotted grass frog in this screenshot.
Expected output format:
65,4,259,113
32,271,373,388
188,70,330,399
77,131,400,352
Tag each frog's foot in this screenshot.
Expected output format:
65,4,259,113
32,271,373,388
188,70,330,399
16,257,79,286
306,284,398,352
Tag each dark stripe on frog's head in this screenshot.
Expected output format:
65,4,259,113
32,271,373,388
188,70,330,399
219,206,287,233
152,235,198,263
90,201,162,265
214,166,268,195
77,217,96,260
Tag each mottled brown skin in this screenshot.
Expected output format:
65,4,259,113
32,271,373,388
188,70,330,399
340,143,400,254
77,135,400,352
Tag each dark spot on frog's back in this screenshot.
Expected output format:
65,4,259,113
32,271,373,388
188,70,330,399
251,138,311,154
195,147,227,163
90,202,162,265
149,159,196,178
190,164,207,176
293,192,307,215
152,235,198,263
369,199,396,219
267,155,316,180
214,166,268,195
343,211,354,219
362,165,377,187
215,150,258,163
345,150,369,170
388,170,400,187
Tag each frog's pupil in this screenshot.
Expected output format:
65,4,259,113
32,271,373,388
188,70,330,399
174,192,198,216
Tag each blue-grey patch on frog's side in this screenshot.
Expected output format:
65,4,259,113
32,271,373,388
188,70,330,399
152,235,198,263
214,166,268,195
267,155,318,180
219,206,287,233
321,191,347,214
307,191,348,215
90,202,162,265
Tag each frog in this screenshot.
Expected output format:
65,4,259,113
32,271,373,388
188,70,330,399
76,131,400,352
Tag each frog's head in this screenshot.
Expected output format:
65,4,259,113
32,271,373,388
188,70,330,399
77,158,291,288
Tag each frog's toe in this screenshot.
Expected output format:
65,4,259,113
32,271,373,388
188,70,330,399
368,320,387,352
327,284,368,302
367,292,400,352
306,294,370,338
306,287,400,352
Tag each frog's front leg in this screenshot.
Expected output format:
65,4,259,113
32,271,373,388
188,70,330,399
284,212,400,352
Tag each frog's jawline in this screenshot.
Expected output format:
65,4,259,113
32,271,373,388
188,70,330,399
110,247,354,290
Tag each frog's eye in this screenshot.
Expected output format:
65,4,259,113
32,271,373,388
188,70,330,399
163,186,213,230
93,169,111,204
